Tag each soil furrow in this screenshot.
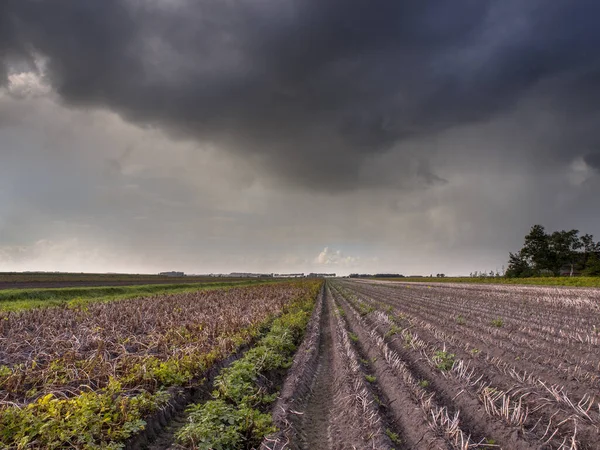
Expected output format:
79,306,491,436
292,286,393,449
333,283,540,450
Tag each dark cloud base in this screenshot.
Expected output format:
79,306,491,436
2,0,600,190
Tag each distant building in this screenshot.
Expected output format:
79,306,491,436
227,272,273,278
159,271,185,277
273,273,305,278
308,273,336,278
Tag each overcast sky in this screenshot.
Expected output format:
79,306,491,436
1,0,600,276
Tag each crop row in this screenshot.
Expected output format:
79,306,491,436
336,280,600,449
0,280,322,449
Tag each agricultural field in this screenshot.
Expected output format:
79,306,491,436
0,273,252,290
0,280,321,449
0,279,267,312
3,277,600,449
378,276,600,288
266,279,600,450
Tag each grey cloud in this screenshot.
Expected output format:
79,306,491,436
584,152,600,171
2,0,599,190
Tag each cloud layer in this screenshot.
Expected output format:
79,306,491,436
1,1,600,274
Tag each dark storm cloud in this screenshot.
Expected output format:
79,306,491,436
2,0,600,189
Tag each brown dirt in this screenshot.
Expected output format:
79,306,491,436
340,280,600,449
264,285,394,449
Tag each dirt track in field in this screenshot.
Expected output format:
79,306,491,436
301,293,334,448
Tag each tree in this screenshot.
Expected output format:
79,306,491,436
521,225,552,275
580,234,600,268
548,229,582,276
583,253,600,276
506,251,533,278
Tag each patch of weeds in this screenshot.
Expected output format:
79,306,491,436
0,365,12,378
385,428,402,445
433,350,456,372
337,307,345,317
365,374,377,383
360,358,370,366
385,324,402,338
348,332,359,343
418,379,430,388
490,318,504,328
470,348,480,355
456,315,466,325
358,303,375,316
484,438,497,447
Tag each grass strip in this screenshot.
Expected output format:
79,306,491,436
175,291,316,449
380,276,600,287
0,280,267,312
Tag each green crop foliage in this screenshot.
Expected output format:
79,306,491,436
385,428,402,445
0,379,168,449
0,280,323,449
0,280,269,312
348,332,359,343
364,374,376,383
176,292,316,449
433,351,456,372
490,318,504,328
176,400,275,450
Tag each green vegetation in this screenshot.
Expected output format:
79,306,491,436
0,379,169,449
507,225,600,277
0,280,265,311
433,350,456,372
456,315,466,325
418,379,430,388
176,293,316,449
385,324,403,337
385,276,600,287
490,318,504,328
364,374,377,383
385,428,402,445
348,332,359,342
0,281,322,449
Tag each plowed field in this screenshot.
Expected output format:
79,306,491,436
266,280,600,450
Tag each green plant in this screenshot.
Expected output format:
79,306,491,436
385,324,402,337
418,379,430,388
456,315,466,325
365,374,377,383
176,297,315,449
176,400,275,450
433,351,455,372
348,332,359,343
0,379,167,449
490,318,504,328
385,428,402,445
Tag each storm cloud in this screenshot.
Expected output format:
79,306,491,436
1,0,600,274
1,0,598,189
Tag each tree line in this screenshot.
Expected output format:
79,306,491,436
506,225,600,277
